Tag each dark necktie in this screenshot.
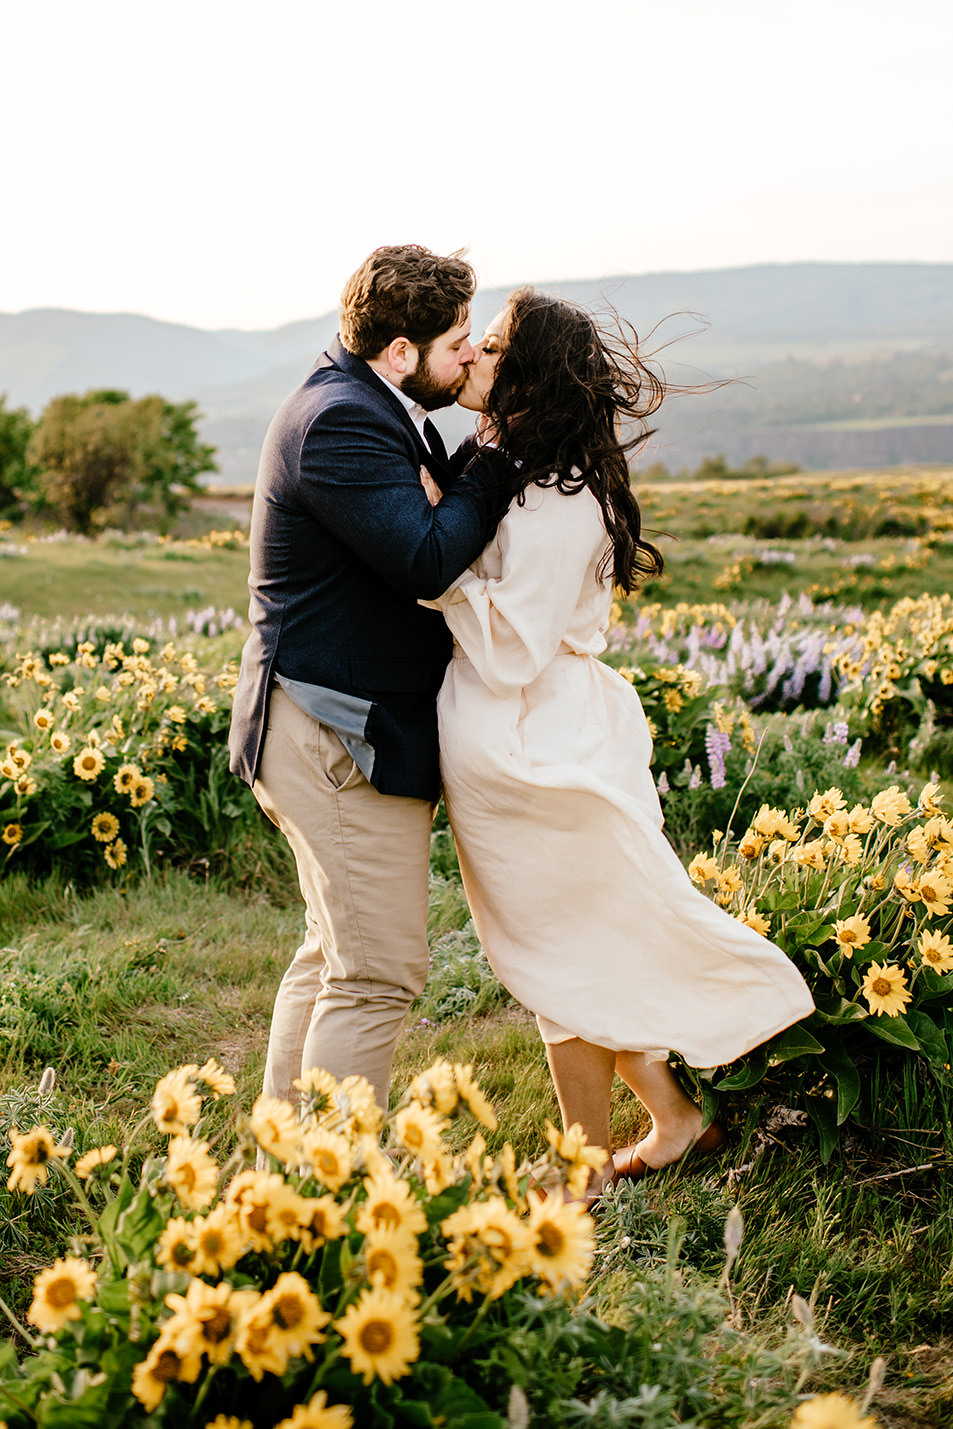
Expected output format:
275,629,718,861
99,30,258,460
423,418,449,468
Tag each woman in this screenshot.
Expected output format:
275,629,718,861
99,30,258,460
424,289,813,1201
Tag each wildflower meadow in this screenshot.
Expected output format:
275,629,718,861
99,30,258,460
1,473,952,1426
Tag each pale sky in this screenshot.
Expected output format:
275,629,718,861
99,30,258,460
4,0,950,331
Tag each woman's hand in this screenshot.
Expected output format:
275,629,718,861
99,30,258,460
420,467,443,506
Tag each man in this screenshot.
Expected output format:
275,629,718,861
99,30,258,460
228,244,503,1113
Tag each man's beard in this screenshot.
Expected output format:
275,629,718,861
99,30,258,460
401,351,466,411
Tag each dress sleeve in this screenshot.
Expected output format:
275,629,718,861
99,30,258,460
428,484,607,696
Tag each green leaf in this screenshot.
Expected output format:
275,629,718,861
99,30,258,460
767,1022,825,1062
812,992,869,1026
864,1013,921,1050
714,1044,769,1091
805,1093,839,1163
115,1184,167,1262
915,970,953,1003
906,1009,950,1064
818,1042,861,1124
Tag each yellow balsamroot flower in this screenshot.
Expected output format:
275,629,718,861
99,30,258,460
452,1063,498,1130
847,804,874,835
737,831,763,861
196,696,218,715
335,1285,420,1385
273,1391,354,1429
688,853,719,884
164,1134,219,1210
6,1126,72,1194
906,826,931,863
362,1225,424,1303
408,1056,459,1116
861,962,912,1018
226,1170,291,1252
870,785,912,826
893,868,920,903
262,1182,314,1247
296,1191,348,1253
545,1120,606,1199
166,704,187,724
249,1093,302,1163
152,1066,202,1134
2,823,22,847
736,906,770,937
195,1056,235,1098
129,774,156,807
301,1126,353,1192
923,815,953,852
917,870,953,917
832,834,863,866
420,1147,455,1196
27,1255,97,1332
190,1204,246,1275
155,1216,197,1271
918,929,953,973
918,781,944,816
33,708,55,731
49,729,71,754
205,1420,255,1429
794,839,827,871
74,1144,117,1179
133,638,150,654
62,691,82,713
807,787,846,822
332,1073,384,1136
294,1065,340,1115
442,1196,534,1301
13,773,37,796
392,1101,447,1162
90,811,120,843
113,761,140,793
789,1391,879,1428
526,1193,596,1291
823,810,849,842
833,914,872,956
171,733,189,752
165,1277,246,1367
94,685,112,702
104,838,127,870
73,746,105,781
357,1169,428,1239
131,1328,202,1411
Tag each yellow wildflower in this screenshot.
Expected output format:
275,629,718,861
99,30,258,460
789,1391,878,1428
249,1094,302,1163
75,1144,118,1179
273,1392,353,1429
73,746,105,781
861,962,912,1017
151,1067,202,1134
833,914,871,956
334,1286,420,1385
2,823,22,847
91,811,120,843
164,1134,219,1210
871,785,912,825
6,1126,71,1194
525,1193,596,1291
918,929,953,973
27,1256,98,1332
131,1330,202,1411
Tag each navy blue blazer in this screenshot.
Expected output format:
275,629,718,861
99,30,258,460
227,337,507,802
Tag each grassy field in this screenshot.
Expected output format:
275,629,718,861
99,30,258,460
2,465,953,1425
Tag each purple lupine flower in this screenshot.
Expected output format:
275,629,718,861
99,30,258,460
823,721,849,745
689,765,703,790
705,725,731,789
657,770,670,794
843,739,862,769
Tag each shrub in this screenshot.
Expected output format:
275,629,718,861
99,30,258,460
683,779,953,1159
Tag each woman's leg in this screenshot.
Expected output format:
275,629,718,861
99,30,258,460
545,1038,616,1188
614,1051,703,1168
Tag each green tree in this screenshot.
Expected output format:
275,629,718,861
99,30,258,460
29,389,217,534
0,395,38,519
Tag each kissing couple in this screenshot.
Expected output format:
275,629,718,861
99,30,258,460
228,245,812,1203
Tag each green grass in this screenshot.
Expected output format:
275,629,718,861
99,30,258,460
1,871,951,1424
0,535,249,621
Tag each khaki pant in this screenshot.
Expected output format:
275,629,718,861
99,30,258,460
252,686,433,1112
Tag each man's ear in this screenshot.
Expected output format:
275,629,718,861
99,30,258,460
384,336,419,377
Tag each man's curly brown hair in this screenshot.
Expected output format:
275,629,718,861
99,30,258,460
339,244,475,358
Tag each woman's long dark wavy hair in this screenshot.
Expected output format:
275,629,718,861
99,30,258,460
481,287,665,594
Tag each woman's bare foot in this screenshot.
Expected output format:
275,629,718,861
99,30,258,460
630,1104,704,1171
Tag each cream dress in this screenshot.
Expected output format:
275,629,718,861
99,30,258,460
427,481,814,1066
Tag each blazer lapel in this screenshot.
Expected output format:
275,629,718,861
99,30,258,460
324,337,451,481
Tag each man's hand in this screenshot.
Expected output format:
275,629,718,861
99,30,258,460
420,467,443,506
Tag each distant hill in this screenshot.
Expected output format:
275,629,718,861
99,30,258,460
2,263,952,480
